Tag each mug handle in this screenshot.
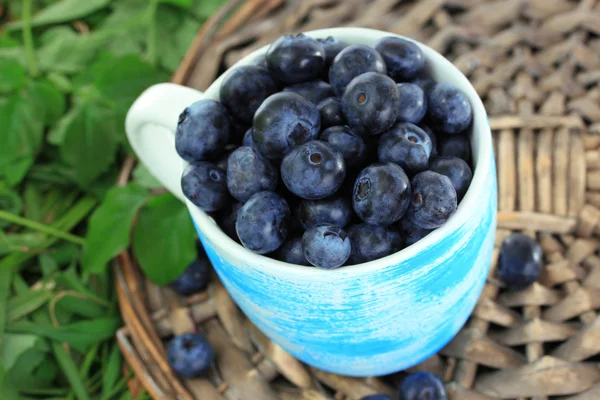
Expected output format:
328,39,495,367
125,83,204,202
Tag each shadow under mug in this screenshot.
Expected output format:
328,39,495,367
125,27,497,377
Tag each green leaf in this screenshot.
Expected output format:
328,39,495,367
48,95,119,186
160,0,192,7
35,80,66,125
51,341,91,400
7,289,52,322
83,184,149,273
7,317,121,353
0,82,47,185
0,333,42,370
192,0,223,19
99,0,147,57
0,269,12,338
132,164,163,189
0,233,42,256
23,182,43,222
38,27,107,74
55,295,106,319
0,183,24,228
6,347,52,390
101,343,122,397
133,194,196,285
7,0,112,30
39,253,58,276
4,157,33,186
0,59,27,93
0,366,20,400
155,7,202,72
0,35,26,66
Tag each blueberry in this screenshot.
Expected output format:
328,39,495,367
396,83,427,124
329,45,387,96
181,162,229,212
252,92,321,160
399,371,447,400
227,147,278,202
353,163,411,226
342,72,400,135
299,196,353,229
427,83,472,134
429,156,473,201
302,225,351,269
167,333,213,378
497,233,542,291
397,217,432,246
275,235,310,265
411,76,436,95
361,395,392,400
406,171,457,229
220,66,278,124
175,99,232,162
419,124,438,158
281,140,346,200
218,202,243,242
284,80,334,104
242,128,255,148
215,145,235,171
375,36,425,81
317,36,347,72
438,134,470,162
317,97,345,129
320,126,367,168
347,223,402,264
236,191,290,254
253,53,268,68
378,122,432,174
170,257,211,296
266,33,325,84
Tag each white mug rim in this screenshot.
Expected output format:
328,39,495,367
185,27,493,275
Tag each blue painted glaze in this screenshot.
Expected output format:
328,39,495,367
193,155,496,377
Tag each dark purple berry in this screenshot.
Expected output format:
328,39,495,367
320,125,367,168
375,36,425,81
167,333,213,378
406,171,457,229
266,34,325,84
227,147,278,202
429,156,472,201
396,83,427,124
181,162,229,212
302,225,351,269
399,371,447,400
170,258,211,296
284,80,334,104
497,233,542,291
378,122,432,174
299,196,353,229
329,45,387,96
397,217,433,246
438,134,470,162
318,97,345,129
347,223,402,264
427,83,472,134
275,235,310,265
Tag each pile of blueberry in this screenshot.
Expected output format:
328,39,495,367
177,33,474,269
363,371,447,399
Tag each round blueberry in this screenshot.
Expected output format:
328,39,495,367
218,202,243,243
169,258,211,296
281,140,346,200
302,225,351,269
329,45,387,96
167,333,213,378
283,80,334,104
353,163,411,226
220,65,278,123
317,36,347,71
406,171,457,229
396,83,427,124
181,162,229,212
242,128,255,148
347,223,402,264
275,235,310,265
378,122,432,174
266,33,325,84
397,217,433,246
361,395,392,400
399,371,447,400
318,97,345,129
342,72,400,135
299,196,353,229
253,53,268,68
427,83,472,134
175,99,232,162
252,92,321,160
438,134,471,162
497,233,542,291
215,145,236,171
419,124,438,158
227,147,278,202
411,76,436,94
375,36,425,81
320,125,367,168
429,156,473,201
236,191,290,254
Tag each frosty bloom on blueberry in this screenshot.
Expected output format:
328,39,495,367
176,32,478,268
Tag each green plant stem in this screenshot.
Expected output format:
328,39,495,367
52,342,91,400
22,0,39,77
0,210,85,245
146,0,159,67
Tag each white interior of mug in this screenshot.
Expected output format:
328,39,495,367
185,27,493,274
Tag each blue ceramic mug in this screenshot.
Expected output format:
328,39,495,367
125,27,496,377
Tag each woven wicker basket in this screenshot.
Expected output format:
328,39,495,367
114,0,600,398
